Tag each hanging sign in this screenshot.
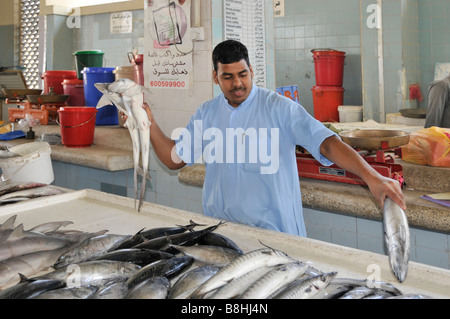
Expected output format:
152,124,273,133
224,0,267,88
144,0,193,89
110,11,133,34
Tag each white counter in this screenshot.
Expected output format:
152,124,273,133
1,189,449,298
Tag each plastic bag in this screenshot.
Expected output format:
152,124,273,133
402,127,450,167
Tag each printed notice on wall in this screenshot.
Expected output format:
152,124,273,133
224,0,266,88
110,11,133,34
273,0,285,17
144,0,193,89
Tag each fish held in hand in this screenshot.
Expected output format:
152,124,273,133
383,197,410,283
95,79,151,212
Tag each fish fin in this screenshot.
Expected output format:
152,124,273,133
96,95,113,109
7,223,25,240
94,83,109,93
0,214,17,230
18,273,32,283
135,166,152,181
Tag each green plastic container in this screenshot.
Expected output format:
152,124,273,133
73,50,104,79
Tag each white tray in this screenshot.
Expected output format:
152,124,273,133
1,189,449,298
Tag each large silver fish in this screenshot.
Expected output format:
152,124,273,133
0,247,70,289
95,79,151,212
191,248,297,298
383,197,410,283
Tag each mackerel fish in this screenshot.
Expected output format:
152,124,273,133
191,248,297,298
383,197,410,283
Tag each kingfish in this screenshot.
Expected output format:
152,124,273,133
383,197,410,283
191,248,297,299
95,79,151,212
32,285,99,299
207,266,273,299
272,271,337,299
239,261,309,299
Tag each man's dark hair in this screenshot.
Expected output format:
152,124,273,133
212,39,250,72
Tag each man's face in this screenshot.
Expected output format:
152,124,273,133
213,59,254,108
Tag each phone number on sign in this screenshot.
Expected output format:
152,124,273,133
149,81,186,88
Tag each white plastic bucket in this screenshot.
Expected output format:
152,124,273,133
338,105,363,123
0,142,54,184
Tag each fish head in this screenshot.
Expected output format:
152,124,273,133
108,78,136,94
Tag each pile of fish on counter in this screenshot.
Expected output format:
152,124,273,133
0,182,64,205
0,210,430,299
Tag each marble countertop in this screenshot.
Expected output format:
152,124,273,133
2,122,448,233
178,163,450,233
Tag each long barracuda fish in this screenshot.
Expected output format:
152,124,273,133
95,79,151,212
383,197,410,283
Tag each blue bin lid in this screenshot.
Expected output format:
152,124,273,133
81,67,115,74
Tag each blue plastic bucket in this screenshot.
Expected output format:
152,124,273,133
82,67,118,125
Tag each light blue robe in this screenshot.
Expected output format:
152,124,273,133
175,84,336,237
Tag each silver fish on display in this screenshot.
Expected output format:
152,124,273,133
32,285,99,299
91,280,129,299
239,261,309,299
0,233,70,262
90,248,174,267
42,260,141,287
95,79,152,212
0,182,46,196
191,248,297,299
169,265,220,299
207,266,274,299
54,233,131,268
125,276,170,299
126,256,194,289
0,247,71,289
0,185,63,204
383,197,410,283
272,272,337,299
0,274,65,299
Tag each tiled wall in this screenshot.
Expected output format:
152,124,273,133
304,207,450,270
274,0,450,121
418,0,450,104
52,160,203,214
273,0,363,116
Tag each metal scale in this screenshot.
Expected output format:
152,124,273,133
296,129,410,187
4,88,69,125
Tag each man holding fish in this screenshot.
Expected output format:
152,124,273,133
126,39,406,237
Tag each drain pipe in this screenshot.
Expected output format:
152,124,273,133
377,0,385,123
193,0,201,27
